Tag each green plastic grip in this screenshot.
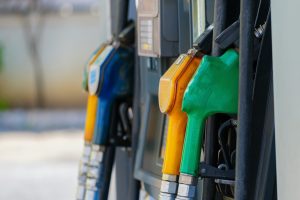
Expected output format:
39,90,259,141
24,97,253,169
180,49,239,176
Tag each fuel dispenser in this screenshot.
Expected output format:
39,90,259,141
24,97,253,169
134,0,215,199
176,49,239,199
85,34,134,200
75,0,280,199
77,40,134,200
76,0,137,199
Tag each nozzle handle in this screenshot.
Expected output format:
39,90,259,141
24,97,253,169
180,114,206,176
93,98,114,145
162,112,187,175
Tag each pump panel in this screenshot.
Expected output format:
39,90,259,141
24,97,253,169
137,0,179,57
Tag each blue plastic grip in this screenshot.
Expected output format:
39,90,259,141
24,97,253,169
92,47,133,145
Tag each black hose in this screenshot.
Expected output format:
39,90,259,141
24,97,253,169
110,0,129,38
97,146,115,200
235,0,257,198
203,0,229,199
218,119,237,169
212,0,227,56
127,42,140,200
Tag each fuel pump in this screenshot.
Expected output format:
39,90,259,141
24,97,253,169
176,49,239,199
84,25,135,200
133,0,220,198
158,49,201,199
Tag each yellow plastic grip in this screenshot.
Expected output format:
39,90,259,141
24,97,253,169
84,95,98,142
159,51,201,175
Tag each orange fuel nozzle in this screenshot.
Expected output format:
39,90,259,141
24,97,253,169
158,49,202,176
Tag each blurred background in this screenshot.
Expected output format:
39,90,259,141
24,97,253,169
0,0,111,199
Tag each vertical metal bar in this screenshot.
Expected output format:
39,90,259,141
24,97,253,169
126,45,141,200
211,0,227,56
202,0,227,199
177,0,193,53
99,146,116,200
110,0,129,38
235,0,256,198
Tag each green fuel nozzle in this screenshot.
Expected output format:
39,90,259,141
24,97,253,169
177,49,239,199
181,49,239,175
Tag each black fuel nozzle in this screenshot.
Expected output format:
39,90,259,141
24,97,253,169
193,24,214,54
215,19,240,50
118,21,135,46
215,18,265,58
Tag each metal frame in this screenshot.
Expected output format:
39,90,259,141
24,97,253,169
134,57,170,198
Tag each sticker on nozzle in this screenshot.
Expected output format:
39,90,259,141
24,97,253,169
88,45,113,95
175,54,186,65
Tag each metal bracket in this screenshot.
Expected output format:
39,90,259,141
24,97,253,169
199,162,235,180
109,102,132,147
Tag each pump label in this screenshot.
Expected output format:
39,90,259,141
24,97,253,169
88,45,113,95
175,55,186,65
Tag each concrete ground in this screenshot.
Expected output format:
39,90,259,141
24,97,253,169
0,109,120,200
0,110,150,200
0,130,83,200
